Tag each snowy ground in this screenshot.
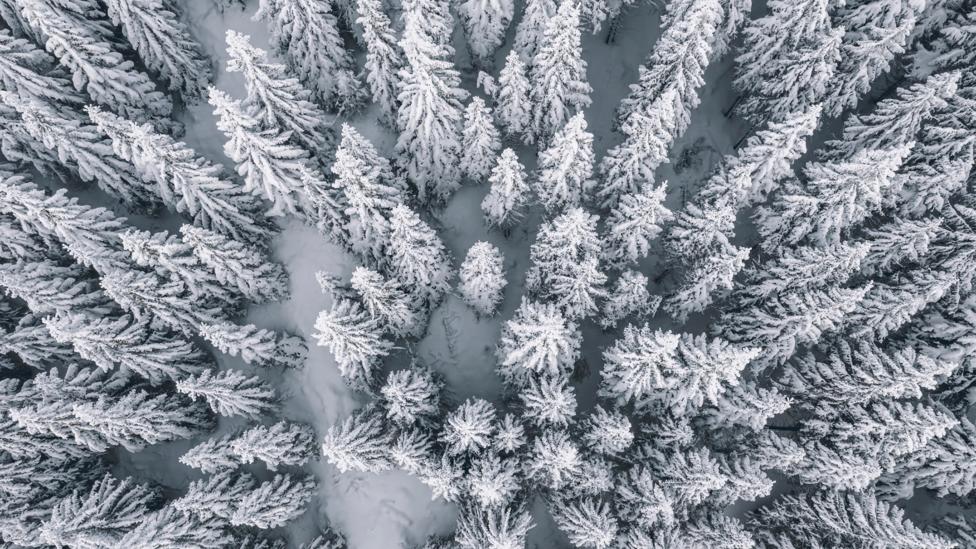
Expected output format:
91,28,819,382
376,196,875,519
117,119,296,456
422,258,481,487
111,0,749,546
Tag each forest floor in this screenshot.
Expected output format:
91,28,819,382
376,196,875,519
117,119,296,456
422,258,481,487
107,0,751,546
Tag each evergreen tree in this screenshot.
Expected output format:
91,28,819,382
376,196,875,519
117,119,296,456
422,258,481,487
441,398,496,455
176,369,278,419
87,107,270,245
116,505,231,549
495,50,532,139
180,433,239,473
512,0,556,61
882,416,976,498
102,0,212,99
314,297,393,387
224,30,333,151
603,182,672,267
458,241,507,316
39,474,158,549
0,315,76,370
255,0,361,109
534,112,595,211
528,0,592,143
321,407,394,473
356,0,403,124
230,420,316,470
396,0,468,201
519,373,576,427
466,453,521,508
599,270,660,330
551,497,618,549
496,298,581,383
387,205,453,306
460,97,502,181
350,266,422,337
455,503,533,549
0,259,113,316
702,381,792,432
16,0,172,123
210,87,317,218
173,470,255,521
663,241,750,322
0,28,84,106
230,474,315,529
379,367,443,427
200,321,307,369
526,429,582,489
46,311,211,384
100,268,227,336
180,224,288,304
458,0,513,62
599,325,681,406
582,405,633,455
482,148,530,229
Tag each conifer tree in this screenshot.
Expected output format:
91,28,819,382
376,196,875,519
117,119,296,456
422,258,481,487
396,0,468,201
224,30,333,151
551,497,618,549
526,429,582,489
255,0,361,110
350,266,422,337
0,28,84,106
496,299,580,384
87,107,271,245
466,453,521,508
230,420,316,470
664,241,750,322
16,0,173,123
180,224,288,304
100,268,227,336
883,416,976,498
173,470,255,520
356,0,403,124
482,148,530,229
39,474,158,549
461,97,502,181
441,398,497,455
200,321,307,369
314,297,393,387
0,316,76,370
599,270,660,329
603,182,672,267
387,205,453,306
180,433,239,473
230,474,315,529
455,503,534,549
210,87,317,218
176,369,278,419
116,505,231,549
534,112,595,211
0,259,113,316
598,325,680,406
582,406,633,455
458,241,507,316
46,311,211,384
379,368,443,427
321,407,394,473
520,374,577,427
529,0,592,143
458,0,513,62
495,50,532,139
102,0,212,100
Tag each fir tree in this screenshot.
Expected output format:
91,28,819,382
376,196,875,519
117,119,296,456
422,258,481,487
180,433,239,473
551,497,618,549
17,0,172,123
598,325,681,405
529,0,592,143
387,205,453,306
482,148,530,229
582,405,633,455
255,0,361,109
458,241,507,316
0,28,84,106
461,97,502,181
603,182,672,267
356,0,403,124
176,369,278,419
230,420,316,470
87,107,271,245
495,50,532,139
513,0,555,61
173,470,255,521
599,270,660,330
534,112,594,211
441,398,496,455
455,503,534,549
224,30,333,151
180,224,288,304
496,298,581,383
458,0,513,62
467,453,521,508
526,429,582,489
314,297,393,387
379,367,443,426
100,268,227,336
883,416,976,498
116,505,231,549
0,316,76,370
663,241,751,322
200,321,307,369
350,266,422,337
321,407,394,473
519,374,577,427
102,0,212,99
230,474,315,529
0,259,112,316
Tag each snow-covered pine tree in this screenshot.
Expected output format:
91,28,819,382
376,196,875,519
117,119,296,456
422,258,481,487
0,315,76,370
176,369,278,419
314,297,393,387
330,124,404,260
355,0,403,124
2,93,157,208
496,298,580,384
823,0,927,118
45,311,211,384
0,29,83,105
379,367,443,426
321,406,394,473
663,241,751,322
350,266,423,337
224,30,333,151
534,112,594,211
526,429,582,489
882,415,976,498
458,0,513,62
100,268,227,336
495,49,532,139
441,397,496,455
180,433,239,473
230,474,315,529
598,324,681,406
466,453,521,508
387,205,453,306
0,259,113,316
844,269,957,341
551,497,618,549
209,86,317,218
200,321,307,369
513,0,555,61
599,270,660,329
180,224,288,303
526,207,606,318
581,405,633,455
15,0,172,124
115,505,231,549
603,182,672,267
229,420,316,470
102,0,212,100
86,106,271,245
461,97,502,181
38,474,158,549
528,0,592,144
173,470,255,520
519,373,577,427
482,148,530,229
396,0,468,202
859,217,942,277
455,503,534,549
0,176,130,272
255,0,362,110
458,241,507,316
